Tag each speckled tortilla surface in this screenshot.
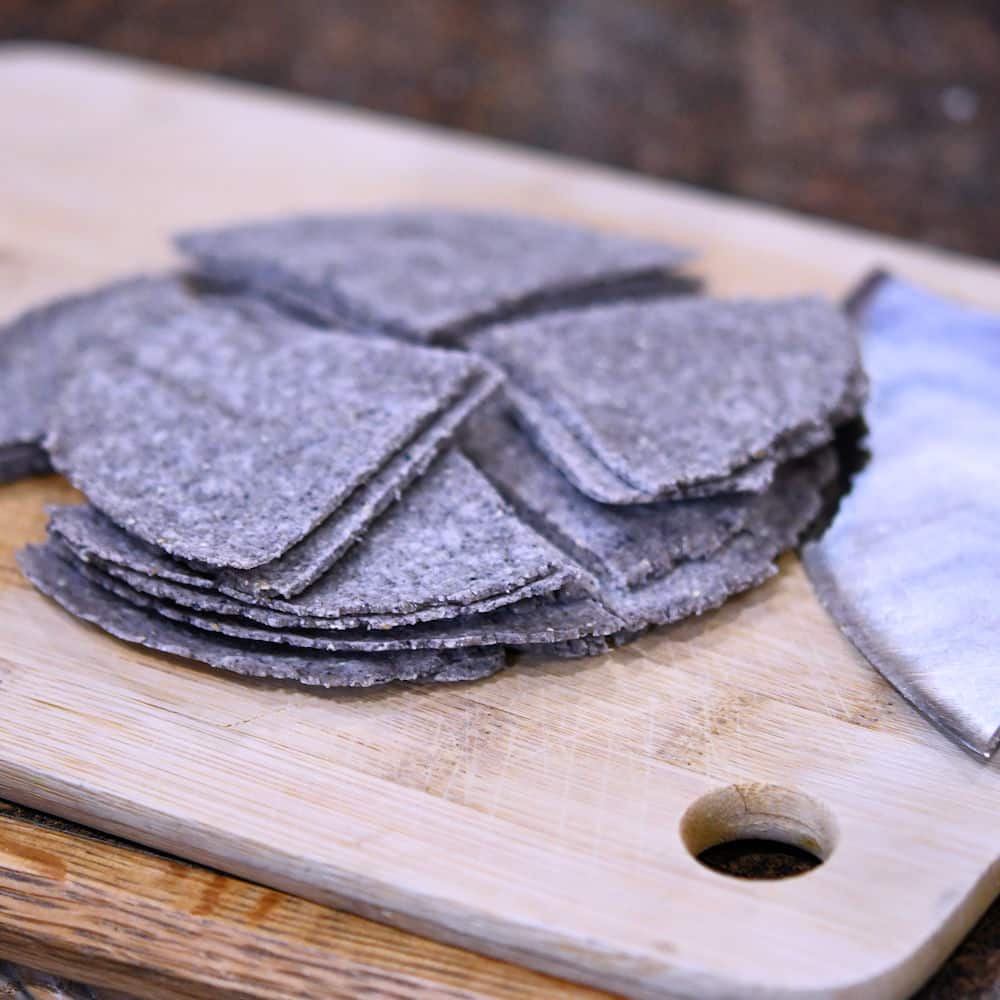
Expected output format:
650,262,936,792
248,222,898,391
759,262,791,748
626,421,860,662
220,364,502,597
48,450,576,623
176,208,692,343
10,210,858,690
472,296,864,502
19,543,506,687
463,401,756,588
0,275,193,464
46,292,489,569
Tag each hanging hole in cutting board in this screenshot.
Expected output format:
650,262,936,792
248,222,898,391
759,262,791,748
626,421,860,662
679,783,837,881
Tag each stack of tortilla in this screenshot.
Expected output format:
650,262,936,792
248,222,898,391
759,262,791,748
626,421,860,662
6,208,865,689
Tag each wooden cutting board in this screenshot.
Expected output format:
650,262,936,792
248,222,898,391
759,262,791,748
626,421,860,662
1,44,998,1000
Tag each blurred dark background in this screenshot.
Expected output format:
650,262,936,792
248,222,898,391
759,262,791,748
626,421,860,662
3,0,999,259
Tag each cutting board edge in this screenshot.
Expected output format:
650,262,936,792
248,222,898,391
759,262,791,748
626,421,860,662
1,749,997,1000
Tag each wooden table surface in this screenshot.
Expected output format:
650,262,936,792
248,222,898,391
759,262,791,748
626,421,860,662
0,796,603,999
0,794,996,999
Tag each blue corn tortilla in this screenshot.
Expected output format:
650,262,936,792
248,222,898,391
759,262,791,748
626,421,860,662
220,362,501,598
13,212,857,687
472,296,865,503
0,275,193,483
47,450,578,625
464,400,838,631
18,543,506,688
594,448,838,630
46,292,493,571
54,542,623,653
462,401,756,588
176,208,694,344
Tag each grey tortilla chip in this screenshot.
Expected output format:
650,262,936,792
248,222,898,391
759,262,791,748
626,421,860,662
51,511,574,631
462,401,756,588
503,382,777,501
228,449,570,617
55,546,623,652
176,208,693,344
45,292,493,570
48,503,214,589
472,297,864,502
599,447,838,630
221,362,501,597
18,542,504,687
49,450,577,624
0,275,194,481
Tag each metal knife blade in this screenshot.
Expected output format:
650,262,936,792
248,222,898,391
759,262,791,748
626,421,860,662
804,273,1000,758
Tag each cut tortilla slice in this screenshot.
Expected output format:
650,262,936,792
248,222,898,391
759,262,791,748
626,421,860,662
50,508,573,631
56,544,623,652
57,448,832,652
176,208,693,344
220,362,501,597
48,449,576,625
504,367,866,505
0,275,194,482
504,383,777,502
463,402,757,588
223,449,571,618
19,542,504,687
48,503,215,589
46,291,494,570
45,368,503,602
599,447,838,630
472,296,864,502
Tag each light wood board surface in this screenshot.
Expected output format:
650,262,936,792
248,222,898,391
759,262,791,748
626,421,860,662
0,800,599,999
1,44,999,1000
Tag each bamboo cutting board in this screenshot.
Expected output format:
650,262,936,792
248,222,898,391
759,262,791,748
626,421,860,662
1,44,999,1000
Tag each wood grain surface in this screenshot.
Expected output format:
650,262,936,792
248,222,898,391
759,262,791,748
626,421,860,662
0,802,595,999
1,45,999,1000
0,795,996,999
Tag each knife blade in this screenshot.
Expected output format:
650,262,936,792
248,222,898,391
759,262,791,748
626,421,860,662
803,272,1000,758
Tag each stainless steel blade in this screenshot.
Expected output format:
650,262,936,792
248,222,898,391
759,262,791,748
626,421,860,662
804,274,1000,757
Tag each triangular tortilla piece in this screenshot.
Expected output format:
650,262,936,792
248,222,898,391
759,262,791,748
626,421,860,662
601,448,838,630
472,297,864,502
503,383,777,502
0,276,193,481
50,512,574,631
463,402,756,588
46,292,492,569
18,543,505,687
48,368,503,601
48,450,575,623
221,362,501,597
57,547,624,652
176,209,693,344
